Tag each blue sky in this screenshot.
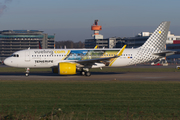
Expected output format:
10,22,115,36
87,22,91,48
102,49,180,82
0,0,180,41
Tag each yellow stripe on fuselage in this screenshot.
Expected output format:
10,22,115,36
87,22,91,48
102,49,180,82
62,50,71,60
109,45,126,66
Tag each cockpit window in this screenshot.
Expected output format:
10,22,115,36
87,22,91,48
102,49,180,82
11,54,19,57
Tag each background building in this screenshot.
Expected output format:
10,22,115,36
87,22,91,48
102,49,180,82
85,37,117,48
85,20,180,63
0,30,54,61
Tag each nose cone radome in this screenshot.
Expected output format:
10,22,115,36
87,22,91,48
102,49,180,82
4,58,12,66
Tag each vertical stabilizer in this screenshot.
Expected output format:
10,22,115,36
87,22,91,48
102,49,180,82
141,21,170,51
39,41,42,49
129,21,170,65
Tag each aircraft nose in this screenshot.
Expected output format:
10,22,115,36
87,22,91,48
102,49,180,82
4,58,12,66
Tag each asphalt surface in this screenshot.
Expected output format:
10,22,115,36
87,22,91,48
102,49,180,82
0,64,179,81
0,69,179,81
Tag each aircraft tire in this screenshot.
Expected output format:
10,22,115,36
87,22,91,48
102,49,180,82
80,71,86,76
25,73,29,77
85,72,91,76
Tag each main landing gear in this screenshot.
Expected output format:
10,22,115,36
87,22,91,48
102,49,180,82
80,68,91,76
25,68,30,77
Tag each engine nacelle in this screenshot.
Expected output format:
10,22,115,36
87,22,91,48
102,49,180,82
58,62,76,75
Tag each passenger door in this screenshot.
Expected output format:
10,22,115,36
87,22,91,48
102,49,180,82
25,50,30,61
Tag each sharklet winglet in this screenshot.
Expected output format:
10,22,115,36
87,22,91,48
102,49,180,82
117,45,126,56
109,45,126,66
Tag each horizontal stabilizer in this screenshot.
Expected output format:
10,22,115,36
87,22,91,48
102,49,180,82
153,50,175,57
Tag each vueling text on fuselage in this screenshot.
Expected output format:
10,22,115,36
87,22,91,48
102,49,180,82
34,50,66,55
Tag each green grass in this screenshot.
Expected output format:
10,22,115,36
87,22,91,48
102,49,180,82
0,81,180,119
0,66,180,119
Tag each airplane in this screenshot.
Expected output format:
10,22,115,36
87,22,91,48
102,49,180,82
4,21,174,77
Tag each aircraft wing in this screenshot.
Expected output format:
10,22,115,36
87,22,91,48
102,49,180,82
76,45,126,64
153,50,175,57
76,55,118,64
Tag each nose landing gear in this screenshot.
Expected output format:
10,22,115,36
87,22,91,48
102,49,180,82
25,68,30,77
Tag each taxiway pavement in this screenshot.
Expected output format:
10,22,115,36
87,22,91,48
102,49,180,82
0,64,179,81
0,71,179,81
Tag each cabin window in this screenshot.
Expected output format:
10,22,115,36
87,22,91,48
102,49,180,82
11,54,19,57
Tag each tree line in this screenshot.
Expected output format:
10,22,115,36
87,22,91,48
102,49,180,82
55,41,85,48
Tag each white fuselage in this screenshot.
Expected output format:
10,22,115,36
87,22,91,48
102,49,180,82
4,48,143,68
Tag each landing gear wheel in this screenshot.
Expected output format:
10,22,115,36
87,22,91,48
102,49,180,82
85,72,91,76
25,73,29,77
25,68,30,77
80,71,86,76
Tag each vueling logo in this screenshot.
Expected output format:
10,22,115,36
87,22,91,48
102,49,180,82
53,50,66,54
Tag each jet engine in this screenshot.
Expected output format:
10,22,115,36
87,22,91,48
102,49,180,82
58,62,76,75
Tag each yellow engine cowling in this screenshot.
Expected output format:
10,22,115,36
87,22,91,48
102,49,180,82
58,62,76,75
